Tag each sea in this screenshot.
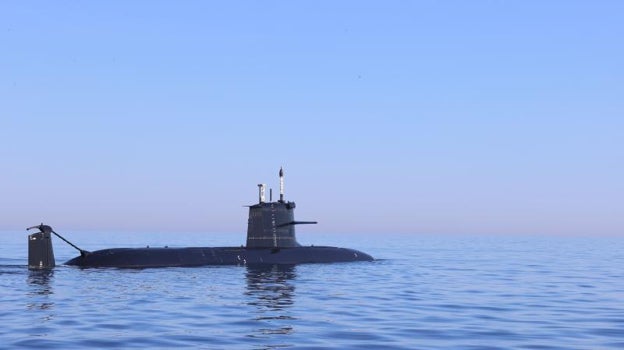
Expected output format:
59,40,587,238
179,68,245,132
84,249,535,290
1,231,623,349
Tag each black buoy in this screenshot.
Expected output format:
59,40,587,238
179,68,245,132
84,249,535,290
27,224,55,269
27,223,89,269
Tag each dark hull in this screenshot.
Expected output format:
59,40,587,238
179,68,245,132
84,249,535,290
65,246,373,268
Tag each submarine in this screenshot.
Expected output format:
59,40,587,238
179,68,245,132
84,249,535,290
27,168,374,268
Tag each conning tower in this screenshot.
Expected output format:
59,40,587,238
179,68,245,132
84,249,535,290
246,168,317,248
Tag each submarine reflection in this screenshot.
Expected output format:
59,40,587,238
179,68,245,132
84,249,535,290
26,269,55,318
245,264,297,340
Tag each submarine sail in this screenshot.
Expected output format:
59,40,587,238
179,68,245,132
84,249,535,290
246,168,317,248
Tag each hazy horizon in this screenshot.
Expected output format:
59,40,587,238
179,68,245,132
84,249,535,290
2,2,622,236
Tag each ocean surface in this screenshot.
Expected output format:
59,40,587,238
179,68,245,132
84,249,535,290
1,231,623,349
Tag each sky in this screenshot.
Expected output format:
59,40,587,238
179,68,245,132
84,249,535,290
1,1,622,236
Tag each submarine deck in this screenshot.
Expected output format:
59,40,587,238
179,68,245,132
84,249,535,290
65,246,373,268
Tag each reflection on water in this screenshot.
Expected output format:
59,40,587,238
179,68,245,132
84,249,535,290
245,265,297,346
2,235,624,349
27,269,55,291
27,269,55,316
246,265,297,312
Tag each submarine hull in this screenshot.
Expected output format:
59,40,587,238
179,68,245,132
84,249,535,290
32,168,375,269
65,246,373,268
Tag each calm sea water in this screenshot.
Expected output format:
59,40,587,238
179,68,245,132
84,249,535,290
1,231,623,349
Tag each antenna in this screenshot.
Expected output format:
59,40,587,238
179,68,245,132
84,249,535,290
258,184,266,203
279,167,284,203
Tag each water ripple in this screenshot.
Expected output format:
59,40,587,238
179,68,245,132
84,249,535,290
1,234,624,349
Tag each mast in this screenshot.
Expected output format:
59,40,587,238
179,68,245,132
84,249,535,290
279,167,284,203
258,184,266,203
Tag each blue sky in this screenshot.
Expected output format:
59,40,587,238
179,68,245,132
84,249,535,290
1,1,622,235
